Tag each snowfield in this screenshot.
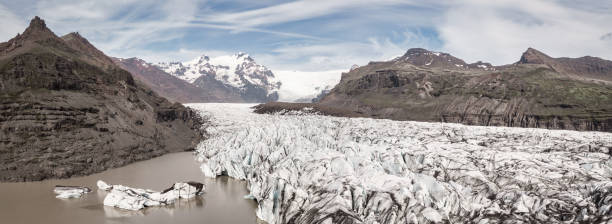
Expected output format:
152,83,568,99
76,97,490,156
274,70,342,102
188,103,612,224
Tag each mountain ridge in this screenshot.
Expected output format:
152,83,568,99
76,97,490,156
258,47,612,132
113,57,243,103
516,47,612,83
0,17,205,181
156,53,281,103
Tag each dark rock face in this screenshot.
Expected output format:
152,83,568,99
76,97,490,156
0,17,206,182
319,48,612,132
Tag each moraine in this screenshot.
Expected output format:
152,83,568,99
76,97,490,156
189,103,612,224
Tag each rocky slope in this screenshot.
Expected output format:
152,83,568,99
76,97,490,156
316,48,612,132
157,53,281,103
113,57,242,103
0,17,205,182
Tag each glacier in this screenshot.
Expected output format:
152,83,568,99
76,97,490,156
274,70,342,102
189,103,612,224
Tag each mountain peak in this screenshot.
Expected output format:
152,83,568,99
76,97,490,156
236,52,254,62
61,32,89,45
1,16,61,55
61,31,115,67
21,16,56,39
397,48,469,68
518,47,551,64
194,55,210,64
28,16,46,30
63,32,83,39
404,48,432,56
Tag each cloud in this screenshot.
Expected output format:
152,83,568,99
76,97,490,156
203,0,421,28
111,47,235,64
0,4,26,41
437,0,612,64
256,31,440,71
3,0,612,72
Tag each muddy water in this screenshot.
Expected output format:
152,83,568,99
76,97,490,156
0,152,258,224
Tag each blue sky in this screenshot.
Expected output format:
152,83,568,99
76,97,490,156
1,0,611,72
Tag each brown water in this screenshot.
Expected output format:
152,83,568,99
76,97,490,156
0,152,258,224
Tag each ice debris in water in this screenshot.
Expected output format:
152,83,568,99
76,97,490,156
97,180,112,191
53,185,91,199
98,180,205,211
188,103,612,224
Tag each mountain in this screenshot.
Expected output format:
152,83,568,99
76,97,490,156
157,53,281,103
0,17,205,181
113,57,242,103
393,48,495,70
288,48,611,132
518,48,612,82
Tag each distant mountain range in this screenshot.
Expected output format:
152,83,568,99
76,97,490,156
157,53,281,103
114,54,342,103
113,57,243,103
315,47,612,131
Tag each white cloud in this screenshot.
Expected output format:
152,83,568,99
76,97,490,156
203,0,422,28
110,47,235,64
257,31,440,71
4,0,612,73
438,0,612,65
0,4,26,41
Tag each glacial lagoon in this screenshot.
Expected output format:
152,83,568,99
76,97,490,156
0,152,258,224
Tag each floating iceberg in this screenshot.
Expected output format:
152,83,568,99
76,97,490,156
98,180,205,211
53,185,92,199
97,180,112,191
189,103,612,224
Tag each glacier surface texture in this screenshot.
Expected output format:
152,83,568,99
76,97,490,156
189,103,612,224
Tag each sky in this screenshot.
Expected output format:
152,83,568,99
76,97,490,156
1,0,611,72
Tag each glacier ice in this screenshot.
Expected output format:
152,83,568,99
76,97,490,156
53,185,91,199
98,180,205,211
189,103,612,224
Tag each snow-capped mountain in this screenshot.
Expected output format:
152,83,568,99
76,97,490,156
113,57,243,103
157,53,281,103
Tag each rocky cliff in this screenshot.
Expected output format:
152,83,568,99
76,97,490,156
317,48,612,132
0,17,206,181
